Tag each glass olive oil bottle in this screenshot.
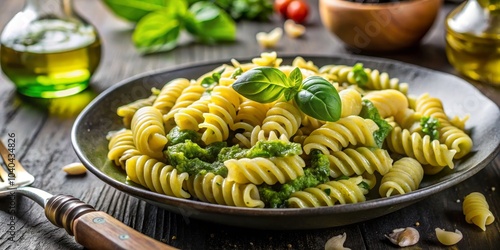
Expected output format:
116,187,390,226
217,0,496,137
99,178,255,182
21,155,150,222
445,0,500,86
0,0,101,98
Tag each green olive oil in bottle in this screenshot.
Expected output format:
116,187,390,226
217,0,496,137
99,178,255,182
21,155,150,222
445,0,500,86
0,0,101,98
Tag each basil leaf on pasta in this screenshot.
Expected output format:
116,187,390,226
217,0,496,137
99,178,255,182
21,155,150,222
294,76,341,122
359,100,393,148
232,67,290,103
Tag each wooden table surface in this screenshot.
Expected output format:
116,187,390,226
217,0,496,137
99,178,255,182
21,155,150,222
1,0,499,249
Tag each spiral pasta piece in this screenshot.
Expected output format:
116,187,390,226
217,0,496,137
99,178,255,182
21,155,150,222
318,65,408,94
174,97,210,131
126,155,190,199
328,147,393,178
131,107,168,160
363,68,409,94
199,86,241,144
287,176,367,208
386,125,456,168
232,99,270,133
291,56,319,73
186,173,264,208
251,51,283,67
107,129,135,170
362,89,409,118
152,78,191,114
163,82,206,130
339,88,363,117
463,192,495,231
261,101,302,140
225,155,305,185
415,93,473,159
379,157,424,197
117,94,157,128
234,125,287,148
303,116,379,155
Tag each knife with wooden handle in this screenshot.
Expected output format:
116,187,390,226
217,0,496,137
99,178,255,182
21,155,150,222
45,194,178,250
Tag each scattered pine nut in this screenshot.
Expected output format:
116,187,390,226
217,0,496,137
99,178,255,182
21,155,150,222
62,162,87,175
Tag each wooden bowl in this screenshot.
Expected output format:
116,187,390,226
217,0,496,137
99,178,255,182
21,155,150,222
319,0,443,52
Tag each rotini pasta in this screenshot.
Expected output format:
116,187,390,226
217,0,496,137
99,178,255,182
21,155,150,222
287,176,368,208
225,155,305,185
117,94,157,128
415,93,473,159
386,125,456,169
463,192,495,231
186,172,264,208
328,147,393,178
260,101,302,140
126,154,190,199
303,116,379,155
199,85,241,145
362,89,409,118
152,78,191,115
107,129,135,170
130,106,168,160
105,52,473,209
379,157,424,197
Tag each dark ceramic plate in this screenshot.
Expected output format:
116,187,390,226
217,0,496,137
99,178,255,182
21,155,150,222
72,55,500,230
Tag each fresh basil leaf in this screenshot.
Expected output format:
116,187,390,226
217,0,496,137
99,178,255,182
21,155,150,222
102,0,168,22
294,76,341,122
352,63,369,87
132,10,182,54
283,88,298,101
201,67,225,89
359,100,393,148
232,67,290,103
288,67,303,89
187,2,236,43
230,67,243,79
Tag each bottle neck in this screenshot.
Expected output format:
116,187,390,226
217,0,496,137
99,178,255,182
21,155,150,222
24,0,75,19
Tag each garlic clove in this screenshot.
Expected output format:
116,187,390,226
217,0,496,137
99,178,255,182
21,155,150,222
435,228,463,246
385,227,420,247
325,232,350,250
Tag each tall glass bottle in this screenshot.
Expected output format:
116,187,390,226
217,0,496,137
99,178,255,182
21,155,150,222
445,0,500,86
0,0,101,98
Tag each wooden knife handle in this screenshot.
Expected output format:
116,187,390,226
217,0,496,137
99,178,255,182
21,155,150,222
73,211,176,250
45,194,176,250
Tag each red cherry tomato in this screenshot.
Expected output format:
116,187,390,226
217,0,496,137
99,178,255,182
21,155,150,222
274,0,293,17
286,0,309,23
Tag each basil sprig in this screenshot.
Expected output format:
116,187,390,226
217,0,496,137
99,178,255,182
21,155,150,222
232,67,341,122
109,0,236,54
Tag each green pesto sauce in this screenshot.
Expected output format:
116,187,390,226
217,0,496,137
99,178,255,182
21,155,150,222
166,127,200,146
164,139,302,178
258,150,330,208
359,100,393,148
